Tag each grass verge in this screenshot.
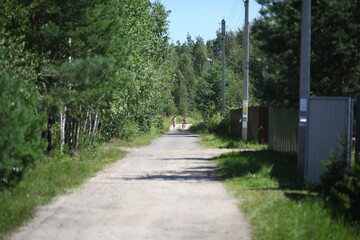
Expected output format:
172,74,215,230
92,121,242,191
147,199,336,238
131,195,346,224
107,122,169,148
200,133,268,149
214,150,360,240
0,146,125,239
190,122,267,149
0,126,164,239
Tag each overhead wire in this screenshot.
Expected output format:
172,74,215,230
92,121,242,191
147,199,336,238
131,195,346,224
231,5,245,31
227,0,240,28
226,0,238,27
226,0,245,33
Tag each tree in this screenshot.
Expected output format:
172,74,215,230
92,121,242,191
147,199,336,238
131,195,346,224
0,45,45,189
252,0,360,107
195,62,223,119
193,36,208,77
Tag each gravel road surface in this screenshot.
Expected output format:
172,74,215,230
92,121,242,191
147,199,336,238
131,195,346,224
10,129,251,240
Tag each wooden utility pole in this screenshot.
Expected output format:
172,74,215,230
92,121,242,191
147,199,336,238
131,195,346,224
221,19,226,117
242,0,249,142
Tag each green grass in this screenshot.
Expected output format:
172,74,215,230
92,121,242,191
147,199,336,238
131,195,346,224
214,150,360,240
0,146,125,239
200,133,268,149
0,127,164,240
189,121,267,149
1,117,197,239
107,118,171,148
109,130,162,147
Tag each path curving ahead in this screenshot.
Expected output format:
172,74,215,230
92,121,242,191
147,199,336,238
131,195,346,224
10,129,251,240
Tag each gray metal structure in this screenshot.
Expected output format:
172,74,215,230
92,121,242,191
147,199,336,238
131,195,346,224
305,97,353,184
221,19,226,117
242,0,249,142
298,0,312,176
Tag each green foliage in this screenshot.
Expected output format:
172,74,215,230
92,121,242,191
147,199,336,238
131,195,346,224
195,63,222,118
252,0,360,107
206,113,229,135
190,118,267,150
215,151,359,239
152,115,165,130
1,0,175,154
0,145,125,239
320,154,360,221
0,70,45,189
170,26,260,119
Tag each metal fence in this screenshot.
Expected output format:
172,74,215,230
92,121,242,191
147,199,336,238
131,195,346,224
304,97,353,184
268,107,298,153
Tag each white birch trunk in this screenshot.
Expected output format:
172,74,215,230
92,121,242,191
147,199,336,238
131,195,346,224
87,110,92,136
75,106,81,149
92,112,100,137
60,105,67,152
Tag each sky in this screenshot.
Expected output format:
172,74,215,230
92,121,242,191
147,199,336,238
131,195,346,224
157,0,262,43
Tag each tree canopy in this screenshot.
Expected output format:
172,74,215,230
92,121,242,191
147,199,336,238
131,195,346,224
252,0,360,107
1,0,358,188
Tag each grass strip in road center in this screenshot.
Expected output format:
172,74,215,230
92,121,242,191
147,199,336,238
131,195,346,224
214,150,360,240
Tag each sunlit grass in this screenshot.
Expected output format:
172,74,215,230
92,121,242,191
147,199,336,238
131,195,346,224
200,133,268,149
189,121,267,149
214,150,360,240
0,145,125,239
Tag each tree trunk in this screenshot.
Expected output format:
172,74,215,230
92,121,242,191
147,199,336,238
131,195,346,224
75,106,82,149
93,112,100,136
47,115,54,153
60,105,67,152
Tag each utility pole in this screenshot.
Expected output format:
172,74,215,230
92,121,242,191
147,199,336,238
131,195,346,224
221,19,226,117
298,0,311,176
242,0,249,142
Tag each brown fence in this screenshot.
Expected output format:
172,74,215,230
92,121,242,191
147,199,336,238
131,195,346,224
268,107,298,153
230,106,269,143
230,107,298,153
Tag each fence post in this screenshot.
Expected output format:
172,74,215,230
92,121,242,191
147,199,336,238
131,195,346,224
356,94,360,164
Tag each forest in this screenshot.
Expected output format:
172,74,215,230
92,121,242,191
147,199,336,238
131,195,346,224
1,0,359,188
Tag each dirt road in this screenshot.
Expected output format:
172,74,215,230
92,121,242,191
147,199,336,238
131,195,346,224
10,129,251,240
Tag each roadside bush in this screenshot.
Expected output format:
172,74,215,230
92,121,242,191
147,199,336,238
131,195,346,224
116,118,139,141
206,113,230,135
320,149,360,220
0,71,45,190
152,115,164,130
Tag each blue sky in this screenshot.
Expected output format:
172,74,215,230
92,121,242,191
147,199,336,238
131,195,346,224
157,0,262,43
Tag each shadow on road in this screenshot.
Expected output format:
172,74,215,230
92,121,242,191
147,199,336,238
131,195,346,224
159,157,212,161
118,165,218,182
163,131,198,137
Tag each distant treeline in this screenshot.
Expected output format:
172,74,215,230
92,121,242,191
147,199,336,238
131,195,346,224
1,0,358,188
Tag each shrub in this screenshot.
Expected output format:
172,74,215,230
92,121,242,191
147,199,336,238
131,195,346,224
152,115,164,130
206,113,230,135
320,149,360,220
116,118,139,141
0,71,45,189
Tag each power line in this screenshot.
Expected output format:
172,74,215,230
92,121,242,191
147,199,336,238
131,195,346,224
226,0,245,32
227,0,240,28
230,6,245,31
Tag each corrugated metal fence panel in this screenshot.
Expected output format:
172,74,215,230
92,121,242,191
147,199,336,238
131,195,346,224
268,108,298,153
306,97,353,184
